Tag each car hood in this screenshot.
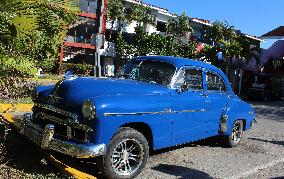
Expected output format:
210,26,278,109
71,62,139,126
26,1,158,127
46,77,169,110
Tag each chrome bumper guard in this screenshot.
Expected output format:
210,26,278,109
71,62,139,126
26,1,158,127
20,113,105,158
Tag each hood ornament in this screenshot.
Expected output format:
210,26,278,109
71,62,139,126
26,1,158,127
64,70,77,81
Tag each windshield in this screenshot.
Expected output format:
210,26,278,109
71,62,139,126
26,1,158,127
116,60,176,86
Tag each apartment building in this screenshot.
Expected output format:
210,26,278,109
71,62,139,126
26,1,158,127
61,0,262,77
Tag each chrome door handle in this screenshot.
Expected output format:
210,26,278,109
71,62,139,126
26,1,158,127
200,93,208,97
163,108,172,112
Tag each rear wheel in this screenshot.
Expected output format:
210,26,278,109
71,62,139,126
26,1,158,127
100,128,149,179
223,120,243,147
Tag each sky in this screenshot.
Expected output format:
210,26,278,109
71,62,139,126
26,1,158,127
143,0,284,49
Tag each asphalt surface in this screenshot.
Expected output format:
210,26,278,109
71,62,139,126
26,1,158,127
1,101,283,178
137,101,284,179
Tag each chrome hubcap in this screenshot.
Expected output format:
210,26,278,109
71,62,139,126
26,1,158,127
111,139,143,176
232,121,243,143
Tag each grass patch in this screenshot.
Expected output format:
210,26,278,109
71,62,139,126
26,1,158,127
38,74,63,81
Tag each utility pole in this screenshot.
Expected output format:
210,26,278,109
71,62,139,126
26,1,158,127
95,0,108,77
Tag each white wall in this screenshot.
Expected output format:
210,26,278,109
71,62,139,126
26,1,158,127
105,1,175,34
100,41,116,57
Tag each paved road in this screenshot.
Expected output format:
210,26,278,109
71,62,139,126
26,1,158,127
137,101,284,179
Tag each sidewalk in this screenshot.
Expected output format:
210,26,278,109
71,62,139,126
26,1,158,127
0,103,97,179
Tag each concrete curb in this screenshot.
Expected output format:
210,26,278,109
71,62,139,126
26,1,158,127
0,103,97,179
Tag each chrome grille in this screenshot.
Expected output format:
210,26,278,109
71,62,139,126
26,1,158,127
33,104,92,143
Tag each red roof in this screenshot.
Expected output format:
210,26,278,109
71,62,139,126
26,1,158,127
261,26,284,38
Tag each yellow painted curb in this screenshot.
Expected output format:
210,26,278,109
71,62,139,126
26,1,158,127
1,112,22,129
0,104,13,114
0,107,97,179
0,103,33,113
12,104,33,112
48,155,97,179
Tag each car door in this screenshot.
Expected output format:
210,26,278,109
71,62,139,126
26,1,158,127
205,70,231,135
170,67,210,145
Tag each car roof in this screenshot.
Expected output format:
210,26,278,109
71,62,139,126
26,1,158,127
132,56,233,93
133,56,220,71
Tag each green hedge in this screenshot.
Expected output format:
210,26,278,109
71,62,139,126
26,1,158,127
37,60,94,76
59,63,93,76
37,60,57,74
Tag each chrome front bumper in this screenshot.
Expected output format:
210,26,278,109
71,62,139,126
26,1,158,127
20,113,105,158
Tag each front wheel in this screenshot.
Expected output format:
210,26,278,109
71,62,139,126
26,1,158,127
223,120,244,147
100,128,149,179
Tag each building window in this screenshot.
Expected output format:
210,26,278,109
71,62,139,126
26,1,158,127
105,29,118,42
66,17,96,44
156,21,166,32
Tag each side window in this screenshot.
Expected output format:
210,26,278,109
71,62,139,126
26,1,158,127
184,69,203,90
206,72,227,92
173,68,203,91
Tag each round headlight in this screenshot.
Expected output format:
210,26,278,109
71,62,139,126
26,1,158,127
82,100,96,119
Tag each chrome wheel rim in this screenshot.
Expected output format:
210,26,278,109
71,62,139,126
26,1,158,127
232,121,243,143
111,139,143,176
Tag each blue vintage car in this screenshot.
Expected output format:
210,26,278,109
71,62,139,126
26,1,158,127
20,56,256,178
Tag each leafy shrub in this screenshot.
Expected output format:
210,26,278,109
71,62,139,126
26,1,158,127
0,55,37,100
0,77,37,100
59,63,93,76
0,55,37,78
37,60,57,74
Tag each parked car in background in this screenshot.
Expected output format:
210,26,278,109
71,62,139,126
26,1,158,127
20,56,256,179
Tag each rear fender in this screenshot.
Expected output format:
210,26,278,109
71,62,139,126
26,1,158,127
219,99,254,135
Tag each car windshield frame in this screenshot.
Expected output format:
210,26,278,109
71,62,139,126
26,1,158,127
115,59,177,87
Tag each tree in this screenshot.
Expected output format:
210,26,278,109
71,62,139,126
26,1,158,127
166,11,193,38
0,0,79,100
126,3,156,29
0,0,79,58
106,0,125,54
115,26,197,59
200,21,238,66
200,21,260,67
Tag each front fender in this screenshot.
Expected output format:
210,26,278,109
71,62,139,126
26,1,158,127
89,93,172,150
33,85,54,103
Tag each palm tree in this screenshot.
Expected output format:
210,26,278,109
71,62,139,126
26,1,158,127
0,0,79,93
0,0,79,56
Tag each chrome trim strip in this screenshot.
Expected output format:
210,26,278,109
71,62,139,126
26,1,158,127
102,108,208,116
35,103,78,120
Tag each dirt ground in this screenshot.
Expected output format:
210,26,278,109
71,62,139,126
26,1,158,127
0,119,63,178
